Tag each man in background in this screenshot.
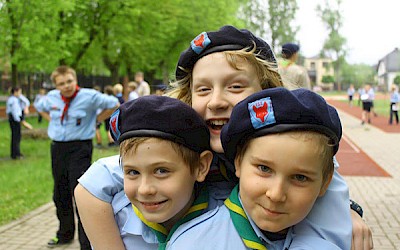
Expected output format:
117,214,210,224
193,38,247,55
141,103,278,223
279,42,311,90
134,71,150,96
35,66,119,249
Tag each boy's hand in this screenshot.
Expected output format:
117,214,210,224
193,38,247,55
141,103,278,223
351,210,373,250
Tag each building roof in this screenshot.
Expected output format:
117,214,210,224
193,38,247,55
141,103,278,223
378,48,400,72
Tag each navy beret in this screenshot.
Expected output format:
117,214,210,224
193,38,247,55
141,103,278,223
175,25,276,80
109,95,210,153
221,87,342,162
281,43,300,58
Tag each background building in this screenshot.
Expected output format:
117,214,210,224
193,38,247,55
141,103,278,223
377,48,400,91
304,56,334,91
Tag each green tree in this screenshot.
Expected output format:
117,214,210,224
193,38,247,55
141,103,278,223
322,75,335,84
341,62,375,89
0,0,60,86
394,75,400,85
239,0,298,51
267,0,298,50
316,0,347,91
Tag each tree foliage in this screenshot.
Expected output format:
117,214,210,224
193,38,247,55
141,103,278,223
394,75,400,85
0,0,241,87
239,0,298,52
316,0,347,90
340,62,376,89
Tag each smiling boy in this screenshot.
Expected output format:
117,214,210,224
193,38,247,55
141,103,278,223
170,87,343,249
93,95,213,249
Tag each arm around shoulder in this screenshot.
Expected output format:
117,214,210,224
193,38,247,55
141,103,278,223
74,184,125,250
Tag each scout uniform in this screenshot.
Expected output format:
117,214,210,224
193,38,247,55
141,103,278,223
6,89,23,159
169,87,347,249
35,87,118,248
88,95,213,249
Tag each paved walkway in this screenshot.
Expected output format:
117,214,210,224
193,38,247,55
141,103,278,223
0,100,399,249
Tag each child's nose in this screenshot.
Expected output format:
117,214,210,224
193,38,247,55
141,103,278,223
265,179,287,203
137,177,157,195
207,89,229,111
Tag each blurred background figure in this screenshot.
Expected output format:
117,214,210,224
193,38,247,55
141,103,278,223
113,83,125,104
389,85,399,125
34,88,47,123
279,42,311,90
347,84,355,107
93,85,103,147
134,71,150,96
360,84,374,125
103,85,116,146
6,86,24,159
154,83,167,96
19,90,33,130
127,81,139,101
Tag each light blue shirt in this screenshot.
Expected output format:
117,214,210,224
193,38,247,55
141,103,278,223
79,155,220,250
168,202,292,250
34,88,118,141
19,94,30,110
79,155,351,249
6,95,23,122
170,193,344,250
390,91,399,103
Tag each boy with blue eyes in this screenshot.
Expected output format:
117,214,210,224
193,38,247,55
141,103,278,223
95,95,213,249
170,87,345,249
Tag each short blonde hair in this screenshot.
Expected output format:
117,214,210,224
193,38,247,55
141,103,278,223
166,46,283,105
51,66,77,84
120,137,201,174
113,83,123,94
128,81,137,89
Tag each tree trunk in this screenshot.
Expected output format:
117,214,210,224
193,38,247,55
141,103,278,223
11,63,18,87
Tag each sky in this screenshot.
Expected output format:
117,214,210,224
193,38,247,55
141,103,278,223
295,0,400,65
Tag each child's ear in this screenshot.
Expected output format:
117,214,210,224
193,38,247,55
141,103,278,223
234,156,242,178
195,150,213,182
318,171,333,197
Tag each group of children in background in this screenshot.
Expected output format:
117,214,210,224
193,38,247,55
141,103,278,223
347,83,399,125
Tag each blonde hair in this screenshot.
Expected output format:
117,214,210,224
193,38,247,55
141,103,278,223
113,83,123,94
120,137,201,174
166,46,283,105
51,66,77,84
236,131,335,185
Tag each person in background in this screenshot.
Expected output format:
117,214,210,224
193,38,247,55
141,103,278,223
113,83,125,105
278,42,311,90
134,71,151,96
370,85,378,117
34,66,119,249
18,90,33,130
347,84,355,107
360,84,374,125
6,86,24,160
357,87,363,106
128,81,139,101
389,85,399,125
93,85,103,147
34,88,47,123
154,84,167,96
104,85,117,146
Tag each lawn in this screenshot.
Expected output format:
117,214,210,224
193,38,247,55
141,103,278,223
320,91,391,117
0,115,119,226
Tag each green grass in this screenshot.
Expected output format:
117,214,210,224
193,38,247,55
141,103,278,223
320,91,391,117
0,116,119,226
